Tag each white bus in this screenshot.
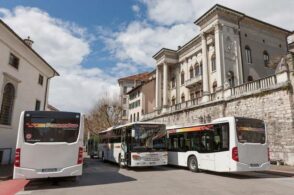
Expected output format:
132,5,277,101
167,117,270,172
13,111,84,179
98,122,167,167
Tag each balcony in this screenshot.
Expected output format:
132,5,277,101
185,75,202,88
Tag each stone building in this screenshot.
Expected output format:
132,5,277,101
153,4,290,113
289,32,294,53
141,5,294,165
127,71,156,122
0,20,59,164
117,72,150,123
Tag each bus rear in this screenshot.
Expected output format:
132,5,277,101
13,111,84,179
231,117,270,172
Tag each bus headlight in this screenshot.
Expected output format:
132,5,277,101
132,154,141,161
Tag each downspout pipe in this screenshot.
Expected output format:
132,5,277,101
43,72,58,110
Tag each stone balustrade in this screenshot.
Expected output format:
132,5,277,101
142,71,289,121
185,75,202,88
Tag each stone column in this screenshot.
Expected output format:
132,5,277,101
163,62,168,107
214,23,223,90
201,33,209,102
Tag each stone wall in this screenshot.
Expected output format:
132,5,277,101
145,53,294,165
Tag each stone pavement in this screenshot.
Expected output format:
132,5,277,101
0,164,13,180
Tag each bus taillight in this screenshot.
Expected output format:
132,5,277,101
232,147,239,162
77,147,83,164
14,148,21,167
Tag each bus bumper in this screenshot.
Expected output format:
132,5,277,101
13,164,83,179
235,161,270,172
130,160,168,167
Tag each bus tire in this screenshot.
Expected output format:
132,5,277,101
188,156,199,172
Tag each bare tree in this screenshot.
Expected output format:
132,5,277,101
85,94,122,135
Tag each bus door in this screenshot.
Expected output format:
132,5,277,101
121,128,127,162
213,123,230,172
198,131,215,170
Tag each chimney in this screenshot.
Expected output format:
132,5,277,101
24,36,34,47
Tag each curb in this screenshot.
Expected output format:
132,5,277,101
262,170,294,177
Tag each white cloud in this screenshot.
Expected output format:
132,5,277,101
102,21,197,67
132,5,140,13
0,6,119,112
141,0,294,29
102,0,294,71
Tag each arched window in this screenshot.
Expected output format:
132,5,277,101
0,83,15,125
171,96,176,106
195,63,200,76
189,66,194,79
190,93,195,100
247,75,253,82
181,93,185,103
181,71,185,85
171,76,176,88
212,81,217,93
245,46,252,64
211,55,216,72
263,50,269,66
130,114,132,122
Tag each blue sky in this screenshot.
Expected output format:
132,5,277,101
0,0,144,70
0,0,293,112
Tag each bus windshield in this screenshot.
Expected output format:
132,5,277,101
23,112,80,144
236,118,265,144
131,124,166,152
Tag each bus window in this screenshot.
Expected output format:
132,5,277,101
213,123,229,152
24,115,80,143
236,118,265,144
189,132,202,152
200,132,214,153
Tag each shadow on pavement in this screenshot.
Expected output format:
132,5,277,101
202,170,294,179
25,157,136,191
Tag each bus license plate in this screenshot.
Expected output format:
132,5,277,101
250,163,259,167
42,168,57,172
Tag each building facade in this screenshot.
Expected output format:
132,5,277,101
153,4,290,113
127,72,156,122
118,72,150,123
289,32,294,53
0,20,58,164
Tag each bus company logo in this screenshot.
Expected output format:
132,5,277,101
26,133,32,139
25,123,79,129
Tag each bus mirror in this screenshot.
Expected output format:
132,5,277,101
131,129,135,138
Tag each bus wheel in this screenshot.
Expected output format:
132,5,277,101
188,156,199,172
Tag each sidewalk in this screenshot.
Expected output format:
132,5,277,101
0,164,13,180
267,164,294,176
